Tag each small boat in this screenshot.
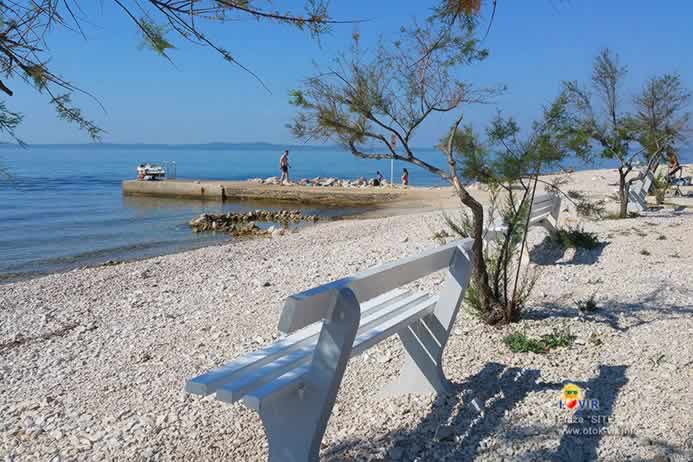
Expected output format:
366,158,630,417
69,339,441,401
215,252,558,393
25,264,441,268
136,163,166,181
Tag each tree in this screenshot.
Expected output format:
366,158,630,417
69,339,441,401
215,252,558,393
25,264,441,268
633,73,690,160
563,49,637,218
564,50,689,218
289,10,502,318
289,11,585,324
0,1,342,143
442,98,589,323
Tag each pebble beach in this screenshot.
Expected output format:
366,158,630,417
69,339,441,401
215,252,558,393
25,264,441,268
1,167,693,461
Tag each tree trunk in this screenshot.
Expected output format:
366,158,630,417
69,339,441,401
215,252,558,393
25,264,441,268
618,169,628,218
450,176,505,324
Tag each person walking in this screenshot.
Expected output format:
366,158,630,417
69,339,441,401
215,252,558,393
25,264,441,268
279,150,290,185
401,168,409,186
373,170,384,186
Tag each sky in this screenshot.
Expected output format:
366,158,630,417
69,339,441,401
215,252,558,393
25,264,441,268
5,1,693,146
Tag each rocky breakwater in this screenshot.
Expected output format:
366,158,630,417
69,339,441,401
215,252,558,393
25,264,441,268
248,176,393,188
189,209,319,237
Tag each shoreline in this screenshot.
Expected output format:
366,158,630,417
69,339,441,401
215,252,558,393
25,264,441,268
6,166,692,284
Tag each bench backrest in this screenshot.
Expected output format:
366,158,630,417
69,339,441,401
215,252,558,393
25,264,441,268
278,239,474,334
628,170,654,211
484,193,561,243
529,193,561,224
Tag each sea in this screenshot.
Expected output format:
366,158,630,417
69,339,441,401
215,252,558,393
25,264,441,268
0,143,689,282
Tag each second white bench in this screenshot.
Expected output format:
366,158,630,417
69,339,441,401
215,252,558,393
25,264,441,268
483,193,562,243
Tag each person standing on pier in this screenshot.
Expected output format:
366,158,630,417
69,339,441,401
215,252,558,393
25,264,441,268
279,150,290,185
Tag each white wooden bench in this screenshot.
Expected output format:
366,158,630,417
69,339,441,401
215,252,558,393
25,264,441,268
483,193,562,243
185,239,474,461
627,170,654,213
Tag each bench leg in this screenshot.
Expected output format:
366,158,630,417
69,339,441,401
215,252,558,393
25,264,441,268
382,244,472,397
255,288,360,462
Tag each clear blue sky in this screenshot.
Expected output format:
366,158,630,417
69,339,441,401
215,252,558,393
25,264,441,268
6,1,692,145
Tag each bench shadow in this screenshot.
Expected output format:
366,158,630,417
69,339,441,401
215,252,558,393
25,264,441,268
322,363,634,461
519,365,629,462
529,238,609,267
524,283,693,332
322,362,544,461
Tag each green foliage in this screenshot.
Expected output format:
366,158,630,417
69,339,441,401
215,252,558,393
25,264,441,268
565,49,690,218
0,1,338,141
541,329,577,349
652,171,671,196
431,229,451,244
0,101,23,143
450,192,539,322
139,18,175,56
288,7,494,155
575,198,606,218
25,65,48,90
633,73,691,158
503,331,546,354
563,49,636,165
455,98,591,187
575,294,599,313
550,226,601,250
50,94,103,141
503,329,576,354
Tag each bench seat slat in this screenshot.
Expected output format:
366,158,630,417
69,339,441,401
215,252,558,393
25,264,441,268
351,295,438,356
240,296,439,410
186,288,411,396
216,292,428,403
243,364,311,411
216,345,315,403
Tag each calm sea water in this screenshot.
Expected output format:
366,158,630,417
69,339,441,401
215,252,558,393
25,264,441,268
0,145,447,280
0,144,689,281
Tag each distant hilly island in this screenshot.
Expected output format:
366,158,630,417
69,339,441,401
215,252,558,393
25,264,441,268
0,141,345,151
0,141,437,151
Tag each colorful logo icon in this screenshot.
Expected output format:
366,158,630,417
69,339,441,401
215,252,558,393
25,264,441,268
559,383,599,410
560,383,583,410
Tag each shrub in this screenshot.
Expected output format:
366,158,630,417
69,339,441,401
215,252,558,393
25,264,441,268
640,249,651,256
541,329,577,349
576,293,598,313
448,199,539,323
550,227,601,250
503,328,576,353
575,199,606,218
503,331,547,354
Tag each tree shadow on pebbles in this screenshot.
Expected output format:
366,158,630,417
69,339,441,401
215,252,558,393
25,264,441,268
525,284,693,332
322,363,633,462
529,238,609,267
